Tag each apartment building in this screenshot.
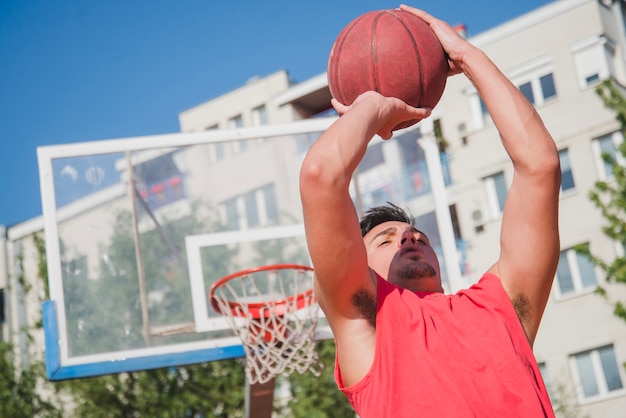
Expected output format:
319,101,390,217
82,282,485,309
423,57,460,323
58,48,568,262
2,0,626,416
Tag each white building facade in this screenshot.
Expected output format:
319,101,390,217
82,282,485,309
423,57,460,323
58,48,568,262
2,0,626,416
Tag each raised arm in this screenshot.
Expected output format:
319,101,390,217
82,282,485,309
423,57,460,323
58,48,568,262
401,5,561,345
299,92,430,383
300,92,430,319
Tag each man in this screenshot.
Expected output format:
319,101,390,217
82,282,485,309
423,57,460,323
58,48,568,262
299,5,561,417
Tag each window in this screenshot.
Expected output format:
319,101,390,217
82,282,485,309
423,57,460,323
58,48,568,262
0,288,4,324
519,81,534,104
205,124,224,163
466,93,490,130
538,362,554,402
559,149,575,192
357,142,385,173
509,58,557,106
571,345,623,400
252,105,269,143
515,72,556,106
134,153,186,211
252,105,268,126
572,35,614,89
221,184,278,230
224,198,240,230
483,171,507,218
539,74,557,100
593,131,625,180
229,115,248,154
555,245,597,297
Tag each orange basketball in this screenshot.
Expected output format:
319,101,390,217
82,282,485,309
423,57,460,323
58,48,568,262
327,9,448,109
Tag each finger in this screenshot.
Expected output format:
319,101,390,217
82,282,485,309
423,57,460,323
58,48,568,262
331,98,348,114
399,4,435,24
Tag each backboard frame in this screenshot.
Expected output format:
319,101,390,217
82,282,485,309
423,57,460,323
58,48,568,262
39,117,335,380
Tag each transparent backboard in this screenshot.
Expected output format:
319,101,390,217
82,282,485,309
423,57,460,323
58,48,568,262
38,117,462,380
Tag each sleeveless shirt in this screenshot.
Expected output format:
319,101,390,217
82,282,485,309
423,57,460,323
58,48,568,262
334,273,554,417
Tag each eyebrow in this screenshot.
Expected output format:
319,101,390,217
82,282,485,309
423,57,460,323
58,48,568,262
369,226,429,245
370,227,396,243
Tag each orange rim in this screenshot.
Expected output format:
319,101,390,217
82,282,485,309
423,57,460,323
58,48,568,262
209,264,315,319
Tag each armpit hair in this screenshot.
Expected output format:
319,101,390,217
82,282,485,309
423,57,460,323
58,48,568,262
511,292,531,324
352,288,377,328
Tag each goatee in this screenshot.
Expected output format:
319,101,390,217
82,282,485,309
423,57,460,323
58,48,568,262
397,261,437,280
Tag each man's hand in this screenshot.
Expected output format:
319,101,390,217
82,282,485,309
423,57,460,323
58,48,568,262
400,4,473,76
332,91,432,139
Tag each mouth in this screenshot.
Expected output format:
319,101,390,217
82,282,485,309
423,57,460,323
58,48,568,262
399,246,422,258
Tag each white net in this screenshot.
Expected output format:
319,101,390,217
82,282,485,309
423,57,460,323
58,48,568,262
210,265,322,384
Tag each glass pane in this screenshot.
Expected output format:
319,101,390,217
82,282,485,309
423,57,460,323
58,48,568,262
493,172,508,211
519,82,535,104
53,153,122,208
540,73,557,100
556,251,575,295
44,125,319,365
577,252,597,288
479,98,489,122
225,198,239,230
256,105,268,125
599,346,624,392
538,363,553,399
263,184,278,222
559,149,575,191
598,135,616,177
575,351,599,397
214,142,224,160
245,191,259,227
585,74,600,86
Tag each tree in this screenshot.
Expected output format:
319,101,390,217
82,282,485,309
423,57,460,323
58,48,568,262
282,339,355,418
29,192,355,416
576,79,626,323
0,342,64,417
55,199,250,416
59,360,246,418
0,234,65,417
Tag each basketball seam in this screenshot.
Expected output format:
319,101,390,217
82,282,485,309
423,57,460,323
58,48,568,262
330,14,367,104
371,11,384,95
393,11,424,107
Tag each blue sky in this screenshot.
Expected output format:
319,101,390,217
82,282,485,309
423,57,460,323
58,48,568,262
0,0,554,227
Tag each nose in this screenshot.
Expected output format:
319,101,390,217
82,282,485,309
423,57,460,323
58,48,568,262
399,229,416,246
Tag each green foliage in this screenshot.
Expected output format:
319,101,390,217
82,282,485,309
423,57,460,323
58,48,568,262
22,195,352,417
0,341,63,417
60,360,246,417
550,378,589,418
61,199,237,357
582,79,626,298
282,339,355,418
34,232,50,299
0,232,63,417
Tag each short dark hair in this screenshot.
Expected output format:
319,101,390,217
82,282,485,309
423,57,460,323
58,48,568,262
360,202,414,237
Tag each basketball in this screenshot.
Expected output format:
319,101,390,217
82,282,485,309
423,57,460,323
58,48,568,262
327,9,448,109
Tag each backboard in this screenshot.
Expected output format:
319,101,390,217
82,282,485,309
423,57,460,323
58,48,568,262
38,115,462,381
38,118,335,380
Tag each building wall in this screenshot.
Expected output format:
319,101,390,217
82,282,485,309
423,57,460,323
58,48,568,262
178,70,294,132
436,0,626,414
2,0,626,416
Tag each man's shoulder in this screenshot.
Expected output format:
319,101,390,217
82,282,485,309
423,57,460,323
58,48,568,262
455,272,510,305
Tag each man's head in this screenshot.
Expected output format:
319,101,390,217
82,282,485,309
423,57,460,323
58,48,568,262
361,203,443,293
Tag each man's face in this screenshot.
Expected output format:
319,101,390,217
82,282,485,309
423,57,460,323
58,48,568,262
363,221,443,293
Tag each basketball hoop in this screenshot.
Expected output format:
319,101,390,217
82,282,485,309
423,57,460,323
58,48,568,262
209,264,322,384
